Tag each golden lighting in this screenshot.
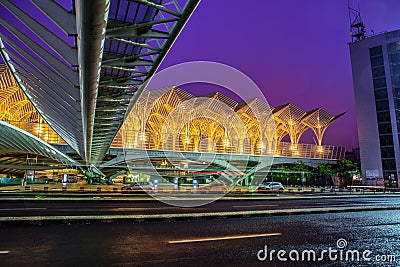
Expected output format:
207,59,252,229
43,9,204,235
0,65,65,144
0,65,343,158
118,86,342,157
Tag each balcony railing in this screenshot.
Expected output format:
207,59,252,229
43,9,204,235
6,121,345,160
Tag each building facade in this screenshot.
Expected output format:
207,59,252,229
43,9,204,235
350,29,400,187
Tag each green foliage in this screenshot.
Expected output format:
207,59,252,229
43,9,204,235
315,162,334,179
273,165,291,181
315,162,335,186
292,161,311,180
337,159,359,179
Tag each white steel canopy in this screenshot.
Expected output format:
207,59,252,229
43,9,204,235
0,120,80,167
0,0,200,164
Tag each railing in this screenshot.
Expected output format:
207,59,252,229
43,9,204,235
113,130,346,160
5,122,345,160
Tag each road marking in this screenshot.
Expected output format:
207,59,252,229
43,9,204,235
0,251,10,254
116,207,175,211
168,232,281,244
0,208,46,211
233,204,277,208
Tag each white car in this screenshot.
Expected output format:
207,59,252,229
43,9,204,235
257,182,284,192
122,181,154,190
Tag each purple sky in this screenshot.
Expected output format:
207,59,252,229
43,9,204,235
1,1,399,150
159,0,400,150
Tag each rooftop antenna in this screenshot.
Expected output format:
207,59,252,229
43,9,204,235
348,0,366,42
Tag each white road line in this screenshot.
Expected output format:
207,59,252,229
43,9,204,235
116,207,175,211
0,208,46,211
0,251,10,254
232,204,278,208
169,232,282,244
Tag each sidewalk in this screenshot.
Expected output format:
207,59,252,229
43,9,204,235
0,205,399,225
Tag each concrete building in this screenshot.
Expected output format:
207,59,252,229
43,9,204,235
350,29,400,187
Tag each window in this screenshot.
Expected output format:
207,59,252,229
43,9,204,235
370,46,383,56
393,75,400,87
375,100,389,111
372,66,385,77
390,53,400,63
374,88,388,100
392,64,400,74
370,56,384,67
379,135,394,146
387,41,400,53
378,122,392,134
382,159,396,171
377,111,391,123
380,146,395,158
373,77,387,88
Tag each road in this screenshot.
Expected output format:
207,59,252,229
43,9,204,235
0,210,399,266
0,196,399,217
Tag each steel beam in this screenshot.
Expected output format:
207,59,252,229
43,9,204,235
75,0,110,162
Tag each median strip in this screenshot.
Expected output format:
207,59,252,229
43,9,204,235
0,205,399,224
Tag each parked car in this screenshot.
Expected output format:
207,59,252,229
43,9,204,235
257,182,284,192
198,182,229,193
122,181,154,190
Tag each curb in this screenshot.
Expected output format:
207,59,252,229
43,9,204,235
0,205,399,225
0,193,398,202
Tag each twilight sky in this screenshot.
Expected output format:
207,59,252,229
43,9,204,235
159,0,400,150
1,0,399,150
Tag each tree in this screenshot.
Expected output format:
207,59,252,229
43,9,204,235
273,165,292,185
337,159,359,186
292,161,311,185
315,162,335,186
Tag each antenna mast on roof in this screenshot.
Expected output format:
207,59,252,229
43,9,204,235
348,0,366,42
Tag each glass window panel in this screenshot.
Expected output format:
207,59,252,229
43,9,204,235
377,111,391,122
373,77,387,88
372,66,385,77
370,56,384,66
374,88,388,100
387,41,400,53
376,99,389,111
380,135,394,146
381,147,395,158
392,64,400,74
370,46,383,56
390,53,400,63
382,159,396,170
378,122,392,134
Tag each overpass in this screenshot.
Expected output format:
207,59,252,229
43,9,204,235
0,0,200,164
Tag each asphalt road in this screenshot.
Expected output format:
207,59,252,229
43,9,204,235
0,210,399,266
0,196,399,217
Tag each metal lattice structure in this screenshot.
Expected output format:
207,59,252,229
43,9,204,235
0,65,37,122
273,103,309,150
120,87,344,157
0,0,200,164
302,108,345,147
0,65,64,143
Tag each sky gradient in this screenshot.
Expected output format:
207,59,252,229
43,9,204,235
159,0,400,150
